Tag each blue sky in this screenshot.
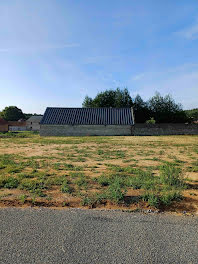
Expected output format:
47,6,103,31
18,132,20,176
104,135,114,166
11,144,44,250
0,0,198,114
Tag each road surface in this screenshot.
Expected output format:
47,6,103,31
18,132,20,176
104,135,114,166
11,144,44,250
0,208,198,264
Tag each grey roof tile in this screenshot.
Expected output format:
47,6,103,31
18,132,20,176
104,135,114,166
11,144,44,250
41,107,134,125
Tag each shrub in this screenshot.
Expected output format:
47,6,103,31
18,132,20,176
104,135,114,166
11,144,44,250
146,117,156,124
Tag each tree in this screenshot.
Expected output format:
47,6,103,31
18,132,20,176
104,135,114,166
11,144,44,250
148,93,187,123
82,88,133,108
185,108,198,122
82,96,93,108
0,106,25,121
133,95,150,123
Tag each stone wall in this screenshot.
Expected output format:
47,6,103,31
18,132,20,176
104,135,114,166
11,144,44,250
40,123,198,137
132,123,198,136
40,125,132,136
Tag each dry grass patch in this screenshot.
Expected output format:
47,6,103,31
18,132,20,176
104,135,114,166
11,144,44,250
0,132,197,214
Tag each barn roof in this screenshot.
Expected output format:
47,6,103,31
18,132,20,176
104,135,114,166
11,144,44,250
27,115,43,122
41,107,134,125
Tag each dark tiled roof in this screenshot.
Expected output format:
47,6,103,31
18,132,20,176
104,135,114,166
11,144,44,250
41,107,134,125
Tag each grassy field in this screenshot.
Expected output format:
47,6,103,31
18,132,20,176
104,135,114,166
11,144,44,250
0,132,198,214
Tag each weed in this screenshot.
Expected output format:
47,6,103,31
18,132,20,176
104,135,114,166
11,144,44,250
19,179,47,196
142,192,159,207
160,191,182,206
18,194,27,204
160,164,184,187
81,196,93,206
97,174,111,186
75,175,88,188
0,176,19,189
106,180,126,204
61,180,73,194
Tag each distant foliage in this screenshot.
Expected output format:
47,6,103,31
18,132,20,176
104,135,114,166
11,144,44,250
0,106,25,121
147,92,187,123
133,94,150,123
82,89,188,123
185,108,198,122
82,88,133,108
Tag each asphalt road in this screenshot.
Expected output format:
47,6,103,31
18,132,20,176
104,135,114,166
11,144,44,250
0,208,198,264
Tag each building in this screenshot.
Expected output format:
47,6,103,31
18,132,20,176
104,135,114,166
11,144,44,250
26,116,43,131
8,120,27,131
0,118,8,132
40,107,134,136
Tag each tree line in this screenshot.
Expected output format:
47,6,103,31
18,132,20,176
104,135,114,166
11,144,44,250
83,88,190,123
0,89,196,123
0,106,41,121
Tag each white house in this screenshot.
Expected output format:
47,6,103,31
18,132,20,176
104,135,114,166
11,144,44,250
27,116,43,131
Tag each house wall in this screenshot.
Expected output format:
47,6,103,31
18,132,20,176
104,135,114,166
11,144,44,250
132,123,198,136
9,126,27,132
27,121,40,131
0,124,8,132
8,121,26,127
40,125,132,136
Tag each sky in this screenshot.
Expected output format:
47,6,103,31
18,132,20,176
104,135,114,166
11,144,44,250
0,0,198,114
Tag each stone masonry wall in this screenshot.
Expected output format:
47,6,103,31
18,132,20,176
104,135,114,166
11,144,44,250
40,125,132,136
40,123,198,137
132,123,198,136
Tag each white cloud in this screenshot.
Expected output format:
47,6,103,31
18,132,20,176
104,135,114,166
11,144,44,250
132,73,145,81
176,22,198,40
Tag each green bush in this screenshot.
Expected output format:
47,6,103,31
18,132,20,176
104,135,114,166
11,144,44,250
146,117,156,124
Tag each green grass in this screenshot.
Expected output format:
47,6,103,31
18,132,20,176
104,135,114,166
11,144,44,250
61,180,73,194
0,176,19,189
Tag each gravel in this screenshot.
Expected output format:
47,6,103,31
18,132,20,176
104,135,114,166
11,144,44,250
0,208,198,264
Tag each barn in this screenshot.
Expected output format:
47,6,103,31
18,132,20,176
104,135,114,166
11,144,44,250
0,118,8,132
40,107,134,136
